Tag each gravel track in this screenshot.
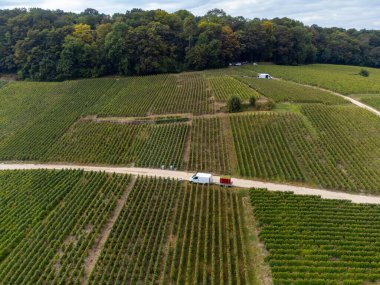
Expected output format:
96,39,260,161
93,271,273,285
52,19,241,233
1,162,380,204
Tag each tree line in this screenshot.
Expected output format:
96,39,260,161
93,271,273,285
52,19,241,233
0,8,379,81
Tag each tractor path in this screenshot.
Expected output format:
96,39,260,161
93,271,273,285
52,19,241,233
275,78,380,117
1,162,380,204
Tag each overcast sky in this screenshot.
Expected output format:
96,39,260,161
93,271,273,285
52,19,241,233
1,0,379,30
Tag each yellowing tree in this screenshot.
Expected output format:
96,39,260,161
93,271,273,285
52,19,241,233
73,23,93,44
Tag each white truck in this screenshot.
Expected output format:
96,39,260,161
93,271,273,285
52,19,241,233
257,73,272,79
189,172,213,184
189,173,233,187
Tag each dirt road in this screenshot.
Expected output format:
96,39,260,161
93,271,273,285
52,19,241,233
276,78,380,117
1,162,380,205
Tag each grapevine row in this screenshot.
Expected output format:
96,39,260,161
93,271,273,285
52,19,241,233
188,117,233,174
237,75,347,104
250,188,380,284
0,170,131,284
230,112,305,182
44,120,189,169
208,76,259,101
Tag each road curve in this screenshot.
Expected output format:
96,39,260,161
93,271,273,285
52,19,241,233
275,78,380,117
1,162,380,205
337,94,380,117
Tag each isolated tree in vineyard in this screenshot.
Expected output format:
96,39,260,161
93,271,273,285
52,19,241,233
227,95,242,112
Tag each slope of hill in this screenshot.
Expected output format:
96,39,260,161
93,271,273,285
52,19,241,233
249,64,380,95
1,63,380,284
0,64,379,193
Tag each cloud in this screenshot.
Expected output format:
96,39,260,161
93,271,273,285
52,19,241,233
0,0,379,29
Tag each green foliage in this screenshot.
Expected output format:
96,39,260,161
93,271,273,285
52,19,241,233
0,81,7,88
249,95,256,106
0,169,131,284
44,120,189,168
1,8,380,80
90,177,250,284
295,104,380,192
230,107,380,193
251,64,380,94
0,78,115,160
0,169,83,262
93,74,212,116
250,188,380,284
208,75,260,101
1,68,380,195
227,95,242,112
359,68,369,77
237,74,347,104
359,95,380,111
254,98,275,110
267,98,275,109
188,117,234,174
136,123,189,168
230,113,305,182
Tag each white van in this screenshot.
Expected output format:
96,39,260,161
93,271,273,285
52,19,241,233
189,172,213,184
257,73,272,79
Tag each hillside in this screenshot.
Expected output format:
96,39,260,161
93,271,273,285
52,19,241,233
0,64,379,193
1,63,380,284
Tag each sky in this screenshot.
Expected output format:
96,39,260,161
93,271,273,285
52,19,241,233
0,0,379,30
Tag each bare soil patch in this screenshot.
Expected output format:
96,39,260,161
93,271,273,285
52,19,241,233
82,175,137,283
242,196,273,285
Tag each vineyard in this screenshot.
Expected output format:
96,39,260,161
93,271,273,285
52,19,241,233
38,103,380,193
89,176,251,285
208,76,260,101
188,117,235,174
229,107,380,193
355,94,380,111
135,123,189,168
0,67,379,194
236,76,347,104
0,74,212,162
248,63,380,94
0,169,131,284
0,81,64,142
297,104,380,192
94,73,213,116
0,169,83,262
250,188,380,284
2,62,380,285
45,120,189,169
0,79,116,160
230,113,305,182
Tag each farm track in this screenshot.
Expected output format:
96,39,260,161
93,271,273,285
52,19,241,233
276,78,380,117
1,162,380,204
86,112,231,124
83,175,137,284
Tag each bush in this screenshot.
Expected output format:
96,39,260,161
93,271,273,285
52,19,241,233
249,96,256,107
227,95,242,113
256,98,275,110
267,98,275,110
359,69,369,77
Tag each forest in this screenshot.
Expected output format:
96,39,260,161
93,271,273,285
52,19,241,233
0,7,379,80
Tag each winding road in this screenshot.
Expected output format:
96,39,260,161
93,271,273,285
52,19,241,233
276,78,380,117
1,162,380,205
